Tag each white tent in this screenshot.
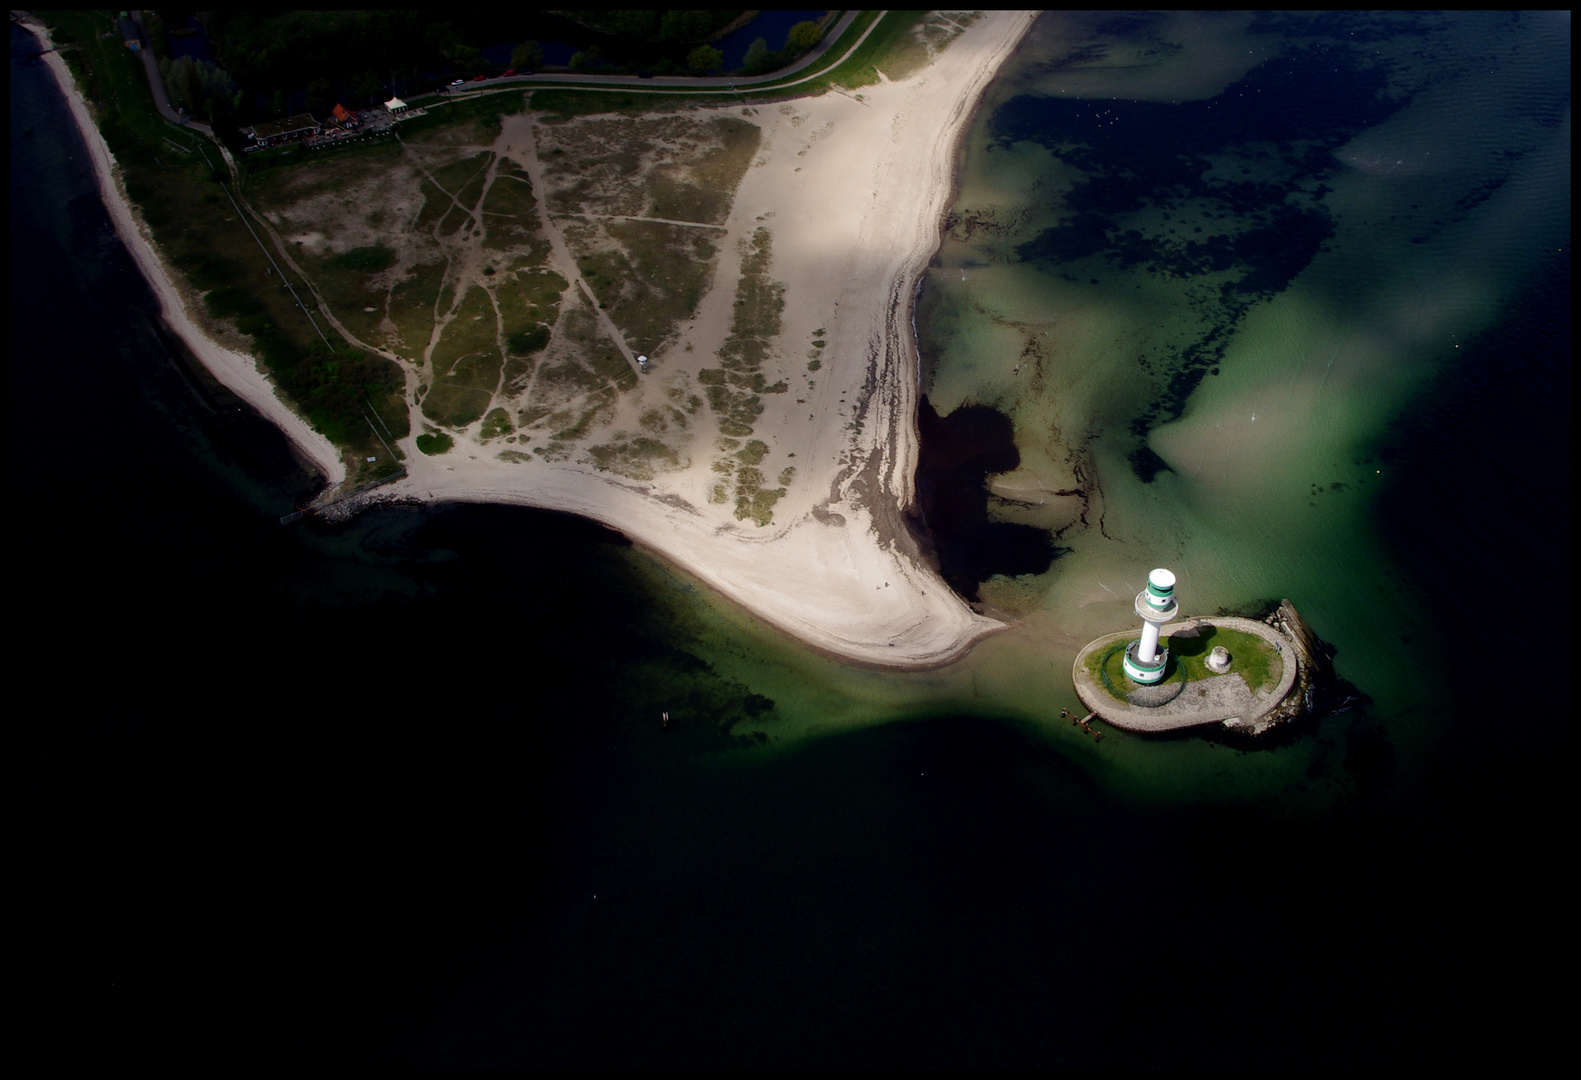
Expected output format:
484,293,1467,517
384,96,408,113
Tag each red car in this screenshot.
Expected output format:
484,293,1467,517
502,69,516,77
470,74,487,82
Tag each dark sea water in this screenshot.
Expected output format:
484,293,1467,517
16,15,1568,1068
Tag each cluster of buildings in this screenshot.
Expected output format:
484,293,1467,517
241,113,322,150
241,97,423,153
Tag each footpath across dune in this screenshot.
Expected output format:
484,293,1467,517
37,11,1039,669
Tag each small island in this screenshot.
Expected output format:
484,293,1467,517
1073,569,1327,736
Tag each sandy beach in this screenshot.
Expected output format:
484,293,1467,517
29,21,347,488
34,12,1037,669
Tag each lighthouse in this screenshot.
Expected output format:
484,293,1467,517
1122,568,1178,685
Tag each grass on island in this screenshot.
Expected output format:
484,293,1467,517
530,89,716,120
1171,625,1280,694
549,389,619,443
1083,625,1282,703
1084,643,1172,703
535,110,758,365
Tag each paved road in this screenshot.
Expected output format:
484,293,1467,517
428,10,877,98
126,10,881,133
113,6,886,381
129,10,210,135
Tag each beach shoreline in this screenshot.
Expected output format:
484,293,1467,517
30,11,1038,670
27,19,348,488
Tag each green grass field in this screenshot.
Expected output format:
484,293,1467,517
1170,625,1280,694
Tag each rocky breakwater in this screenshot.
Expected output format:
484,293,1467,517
1252,600,1324,733
1231,599,1357,740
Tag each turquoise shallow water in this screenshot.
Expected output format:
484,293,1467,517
657,10,1571,805
18,13,1569,1066
898,9,1571,783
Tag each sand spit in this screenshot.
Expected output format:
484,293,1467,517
27,21,346,487
36,12,1037,668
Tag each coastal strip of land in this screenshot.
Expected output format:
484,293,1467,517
29,12,1039,669
27,20,347,488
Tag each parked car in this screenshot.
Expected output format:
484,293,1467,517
451,79,463,85
470,74,487,82
502,69,516,77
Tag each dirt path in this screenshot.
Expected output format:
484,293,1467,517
59,8,1043,667
506,114,644,381
550,211,728,231
395,11,1040,666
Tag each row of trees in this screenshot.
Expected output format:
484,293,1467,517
199,10,758,91
557,10,741,43
158,55,239,124
151,10,829,133
566,18,826,76
156,54,382,134
740,20,825,77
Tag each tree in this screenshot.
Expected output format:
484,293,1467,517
567,10,659,37
740,36,771,75
511,40,543,71
442,43,485,74
159,55,237,118
787,20,822,52
143,10,170,60
568,51,588,72
305,77,334,115
686,44,723,74
354,71,383,104
660,10,715,43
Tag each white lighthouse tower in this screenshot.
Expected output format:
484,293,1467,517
1122,568,1178,685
